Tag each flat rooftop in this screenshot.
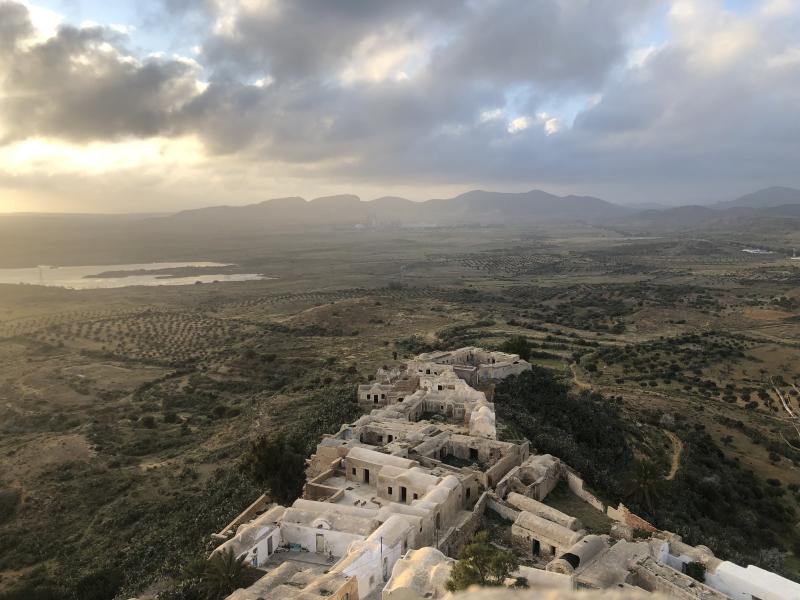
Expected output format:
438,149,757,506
325,475,381,509
261,549,338,572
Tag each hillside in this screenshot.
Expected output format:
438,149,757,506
715,186,800,209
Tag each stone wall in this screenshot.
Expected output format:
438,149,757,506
486,495,521,522
334,576,360,600
565,470,605,512
484,452,521,489
606,503,657,533
437,491,489,557
633,558,728,599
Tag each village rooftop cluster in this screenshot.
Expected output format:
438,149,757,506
206,348,798,600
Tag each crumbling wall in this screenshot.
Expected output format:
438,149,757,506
632,558,729,599
495,465,526,499
437,491,489,557
565,470,605,512
606,503,657,533
484,451,519,488
307,449,345,479
304,482,343,502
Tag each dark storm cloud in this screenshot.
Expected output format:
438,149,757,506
430,0,657,91
172,0,658,158
0,1,31,52
199,1,466,80
0,1,199,143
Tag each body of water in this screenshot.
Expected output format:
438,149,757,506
0,262,269,289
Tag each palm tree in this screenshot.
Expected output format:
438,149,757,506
203,548,246,600
630,460,662,515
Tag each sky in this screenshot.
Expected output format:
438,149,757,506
0,0,798,213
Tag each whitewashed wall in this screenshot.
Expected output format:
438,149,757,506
279,523,365,558
706,562,800,600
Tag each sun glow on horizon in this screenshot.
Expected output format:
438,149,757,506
0,136,207,177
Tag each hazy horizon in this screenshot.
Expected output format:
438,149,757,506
3,183,800,216
1,0,799,213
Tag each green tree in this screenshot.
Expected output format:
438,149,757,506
500,336,531,361
445,532,518,591
241,434,306,504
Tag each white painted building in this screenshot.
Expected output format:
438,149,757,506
208,347,800,600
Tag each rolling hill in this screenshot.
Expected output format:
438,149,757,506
714,186,800,209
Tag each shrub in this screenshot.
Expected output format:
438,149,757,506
445,532,518,591
0,489,21,525
241,435,306,504
74,568,124,600
685,561,706,582
499,335,531,361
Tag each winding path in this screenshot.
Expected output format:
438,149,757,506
569,362,592,391
664,430,683,481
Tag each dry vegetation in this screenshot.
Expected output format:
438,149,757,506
1,227,800,597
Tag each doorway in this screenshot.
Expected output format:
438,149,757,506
316,533,324,553
400,486,407,502
364,468,370,484
532,539,540,556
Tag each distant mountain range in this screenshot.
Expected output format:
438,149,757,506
617,187,800,233
159,185,800,233
163,189,633,231
3,186,800,239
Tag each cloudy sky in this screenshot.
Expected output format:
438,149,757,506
0,0,798,212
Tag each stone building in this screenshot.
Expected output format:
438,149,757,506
214,348,528,600
205,347,800,600
512,510,585,559
381,547,454,600
407,347,532,386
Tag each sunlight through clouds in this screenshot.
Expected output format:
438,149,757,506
0,137,206,176
0,0,798,210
